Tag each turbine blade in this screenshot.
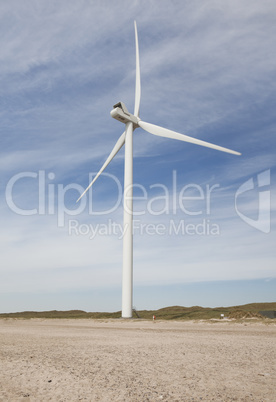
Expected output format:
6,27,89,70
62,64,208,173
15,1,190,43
134,21,141,117
77,131,125,202
138,121,241,156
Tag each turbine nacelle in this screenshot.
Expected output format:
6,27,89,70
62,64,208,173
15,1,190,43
110,102,139,128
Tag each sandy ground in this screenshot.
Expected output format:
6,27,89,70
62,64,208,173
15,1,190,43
0,319,275,401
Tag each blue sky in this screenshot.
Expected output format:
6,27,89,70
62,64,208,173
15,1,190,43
1,0,275,313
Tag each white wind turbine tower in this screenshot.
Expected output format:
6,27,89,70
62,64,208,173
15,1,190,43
77,21,241,318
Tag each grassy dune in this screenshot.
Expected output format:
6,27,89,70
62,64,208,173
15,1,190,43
0,302,275,320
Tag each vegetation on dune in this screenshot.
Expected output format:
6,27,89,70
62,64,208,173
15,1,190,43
136,303,276,320
0,302,275,320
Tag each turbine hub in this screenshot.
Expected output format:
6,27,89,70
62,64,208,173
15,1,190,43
110,102,139,128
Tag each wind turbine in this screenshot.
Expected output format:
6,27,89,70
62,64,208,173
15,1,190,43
77,21,241,318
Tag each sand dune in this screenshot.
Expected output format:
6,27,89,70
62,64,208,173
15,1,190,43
0,319,275,401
